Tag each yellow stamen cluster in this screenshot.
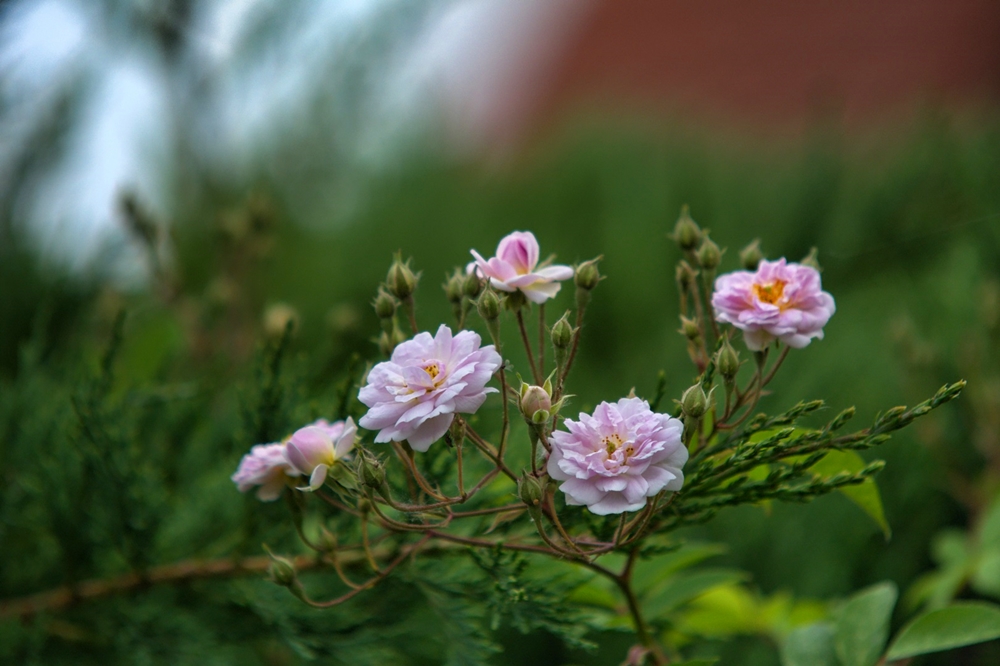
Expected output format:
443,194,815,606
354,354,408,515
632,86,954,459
603,433,624,456
753,279,787,306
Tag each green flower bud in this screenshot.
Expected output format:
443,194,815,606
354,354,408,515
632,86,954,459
386,253,418,300
801,247,821,271
358,453,386,489
373,287,397,320
716,337,740,382
463,271,483,299
518,472,545,507
443,270,464,305
477,289,500,321
679,316,700,341
505,290,527,312
681,384,708,419
266,551,297,588
447,417,466,448
574,257,602,291
696,235,722,270
551,313,573,350
672,205,702,251
739,239,764,271
520,384,553,423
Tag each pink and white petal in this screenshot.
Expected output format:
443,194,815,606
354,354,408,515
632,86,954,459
406,414,454,452
299,464,329,491
560,478,606,506
535,264,574,281
589,493,643,515
521,282,562,304
742,328,774,351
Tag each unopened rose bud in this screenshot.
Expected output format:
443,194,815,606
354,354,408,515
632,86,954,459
574,258,602,291
551,313,573,350
374,287,397,320
716,337,740,382
386,253,418,300
463,270,483,299
477,289,500,321
681,384,708,419
477,289,501,344
444,270,464,305
679,316,700,341
358,454,386,489
801,247,821,271
697,236,722,270
267,551,297,587
520,384,553,424
672,205,702,251
447,417,466,448
518,471,545,507
263,303,299,341
739,239,764,271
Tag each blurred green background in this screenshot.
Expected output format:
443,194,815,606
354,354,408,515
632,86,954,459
3,1,1000,664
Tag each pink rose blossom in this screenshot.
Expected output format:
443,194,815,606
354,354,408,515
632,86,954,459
711,258,836,351
285,418,357,491
232,443,299,501
359,324,503,452
547,398,687,515
470,231,574,304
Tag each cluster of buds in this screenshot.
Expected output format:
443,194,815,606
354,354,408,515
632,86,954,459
374,254,421,355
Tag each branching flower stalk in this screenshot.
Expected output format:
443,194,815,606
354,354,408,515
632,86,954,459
1,222,965,666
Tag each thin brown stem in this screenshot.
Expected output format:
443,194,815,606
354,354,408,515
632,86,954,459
612,556,669,665
466,427,518,481
449,504,525,518
537,303,545,374
516,308,542,384
360,512,383,573
393,442,447,501
300,535,430,608
555,303,586,400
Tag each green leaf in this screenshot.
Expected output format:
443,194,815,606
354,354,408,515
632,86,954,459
633,541,729,590
643,568,749,619
979,494,1000,549
885,602,1000,660
328,460,359,490
834,582,897,666
673,660,719,666
811,450,891,539
782,623,837,666
971,549,1000,598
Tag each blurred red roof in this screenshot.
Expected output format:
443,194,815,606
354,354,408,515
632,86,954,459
476,0,1000,147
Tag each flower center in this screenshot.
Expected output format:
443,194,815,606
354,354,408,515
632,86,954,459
603,433,624,456
753,279,787,305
